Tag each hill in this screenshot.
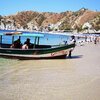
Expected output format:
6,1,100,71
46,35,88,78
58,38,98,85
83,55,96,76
0,8,100,31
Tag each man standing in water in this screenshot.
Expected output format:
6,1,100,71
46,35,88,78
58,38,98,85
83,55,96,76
70,35,76,44
68,35,76,58
94,36,98,44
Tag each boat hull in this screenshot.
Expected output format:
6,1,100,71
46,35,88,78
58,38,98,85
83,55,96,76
0,44,75,59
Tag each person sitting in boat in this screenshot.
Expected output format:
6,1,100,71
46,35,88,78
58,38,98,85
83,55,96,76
22,43,28,49
10,38,22,48
24,38,33,48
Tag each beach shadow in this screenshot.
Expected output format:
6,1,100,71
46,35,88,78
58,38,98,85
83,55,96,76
67,55,83,59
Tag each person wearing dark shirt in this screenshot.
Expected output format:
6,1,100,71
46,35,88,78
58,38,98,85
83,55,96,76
11,38,22,48
24,38,33,48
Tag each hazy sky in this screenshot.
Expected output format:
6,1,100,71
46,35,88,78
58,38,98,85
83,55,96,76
0,0,99,16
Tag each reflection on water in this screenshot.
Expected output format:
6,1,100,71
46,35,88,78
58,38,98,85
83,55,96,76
0,56,73,69
0,58,20,74
0,58,18,66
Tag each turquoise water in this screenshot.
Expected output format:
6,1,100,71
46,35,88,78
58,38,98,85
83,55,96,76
0,30,70,45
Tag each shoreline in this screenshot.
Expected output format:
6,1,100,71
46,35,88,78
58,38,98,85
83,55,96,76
0,29,100,36
0,42,100,99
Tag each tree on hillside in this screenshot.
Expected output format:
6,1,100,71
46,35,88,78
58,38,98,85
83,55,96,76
59,23,72,31
74,25,83,33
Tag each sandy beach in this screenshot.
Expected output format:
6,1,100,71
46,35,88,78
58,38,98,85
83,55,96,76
0,42,100,100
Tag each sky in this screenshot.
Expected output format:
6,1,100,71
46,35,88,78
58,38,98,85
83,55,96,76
0,0,100,16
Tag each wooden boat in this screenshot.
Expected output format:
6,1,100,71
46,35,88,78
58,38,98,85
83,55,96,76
0,33,75,59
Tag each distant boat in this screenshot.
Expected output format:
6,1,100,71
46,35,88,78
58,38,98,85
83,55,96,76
4,31,22,35
0,33,75,59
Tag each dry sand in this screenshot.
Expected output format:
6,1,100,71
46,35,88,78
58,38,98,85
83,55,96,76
0,42,100,100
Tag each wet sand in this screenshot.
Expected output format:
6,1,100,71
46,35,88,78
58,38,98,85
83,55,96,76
0,42,100,100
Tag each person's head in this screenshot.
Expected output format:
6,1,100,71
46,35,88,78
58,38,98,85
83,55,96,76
27,38,30,42
71,35,75,40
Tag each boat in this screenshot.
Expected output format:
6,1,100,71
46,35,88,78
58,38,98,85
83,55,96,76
4,31,22,35
0,32,75,59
